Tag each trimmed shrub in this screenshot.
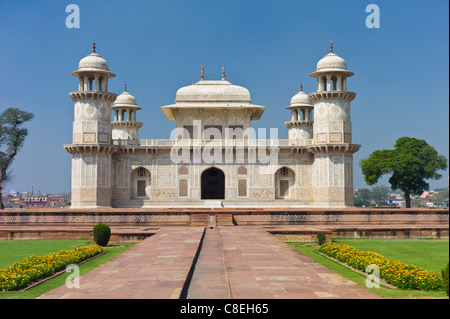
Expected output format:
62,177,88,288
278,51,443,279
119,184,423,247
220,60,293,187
92,223,111,247
442,262,449,296
316,232,326,246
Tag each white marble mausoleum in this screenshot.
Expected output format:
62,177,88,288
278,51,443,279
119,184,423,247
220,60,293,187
65,42,360,208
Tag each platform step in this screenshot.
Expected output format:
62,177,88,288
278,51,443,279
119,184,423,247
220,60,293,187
190,214,209,226
216,214,234,226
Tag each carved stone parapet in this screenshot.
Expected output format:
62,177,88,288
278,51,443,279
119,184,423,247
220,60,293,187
69,91,117,103
284,120,314,128
308,91,356,102
307,144,361,154
112,121,143,129
64,144,118,155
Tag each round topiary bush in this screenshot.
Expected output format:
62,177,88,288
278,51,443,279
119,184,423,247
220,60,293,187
316,232,326,246
92,223,111,247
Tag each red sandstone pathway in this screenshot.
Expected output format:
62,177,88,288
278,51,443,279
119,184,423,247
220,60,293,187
39,227,204,299
39,226,380,299
220,227,380,299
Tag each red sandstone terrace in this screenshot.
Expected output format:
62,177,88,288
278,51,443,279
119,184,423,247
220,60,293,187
2,207,447,299
0,207,448,241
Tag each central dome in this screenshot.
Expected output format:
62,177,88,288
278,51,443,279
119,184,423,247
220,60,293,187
175,80,251,103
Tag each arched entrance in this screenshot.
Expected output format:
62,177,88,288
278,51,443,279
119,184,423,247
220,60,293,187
201,167,225,200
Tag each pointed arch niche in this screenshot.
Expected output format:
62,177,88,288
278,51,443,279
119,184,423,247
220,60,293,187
275,166,295,199
130,167,151,199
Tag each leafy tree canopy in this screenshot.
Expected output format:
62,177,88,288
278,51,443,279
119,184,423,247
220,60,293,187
0,108,34,209
360,137,447,208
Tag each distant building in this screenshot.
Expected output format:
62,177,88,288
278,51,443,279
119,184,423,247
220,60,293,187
22,194,49,208
387,193,405,207
47,194,71,207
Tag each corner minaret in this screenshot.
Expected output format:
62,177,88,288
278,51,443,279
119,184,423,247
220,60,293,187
111,83,143,144
70,41,117,144
285,83,314,142
65,42,117,208
308,41,356,145
308,42,360,207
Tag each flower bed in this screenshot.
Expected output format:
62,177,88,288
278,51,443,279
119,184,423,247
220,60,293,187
0,245,103,291
318,243,443,291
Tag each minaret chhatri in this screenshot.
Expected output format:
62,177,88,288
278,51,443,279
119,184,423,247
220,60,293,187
285,82,314,142
65,42,117,208
111,82,143,144
308,42,360,207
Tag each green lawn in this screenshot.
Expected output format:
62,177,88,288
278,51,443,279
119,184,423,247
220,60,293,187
288,238,449,299
0,239,93,268
0,239,136,299
333,238,449,273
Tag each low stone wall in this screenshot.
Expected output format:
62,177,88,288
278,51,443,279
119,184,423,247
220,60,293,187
0,210,191,226
270,230,333,243
0,228,154,242
0,208,448,226
332,227,449,239
268,227,449,241
231,210,449,225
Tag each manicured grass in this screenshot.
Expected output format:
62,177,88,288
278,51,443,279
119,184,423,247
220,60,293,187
288,239,449,299
333,238,449,273
0,239,136,299
0,239,92,269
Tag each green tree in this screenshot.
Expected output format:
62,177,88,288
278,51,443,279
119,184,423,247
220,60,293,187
0,108,34,209
360,137,447,208
434,189,449,206
355,188,373,206
354,196,364,207
371,185,391,206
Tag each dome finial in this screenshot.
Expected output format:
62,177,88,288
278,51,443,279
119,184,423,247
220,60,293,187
222,65,225,81
124,81,127,92
300,82,303,92
201,65,205,81
330,41,333,53
93,40,96,53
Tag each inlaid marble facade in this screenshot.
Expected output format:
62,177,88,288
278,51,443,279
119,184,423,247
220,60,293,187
65,43,361,208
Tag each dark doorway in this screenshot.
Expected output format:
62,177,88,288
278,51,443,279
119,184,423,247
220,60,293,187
201,167,225,200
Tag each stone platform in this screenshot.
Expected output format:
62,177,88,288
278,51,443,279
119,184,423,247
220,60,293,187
0,207,447,241
0,208,449,242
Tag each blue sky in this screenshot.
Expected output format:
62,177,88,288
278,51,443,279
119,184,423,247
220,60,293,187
0,0,448,194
